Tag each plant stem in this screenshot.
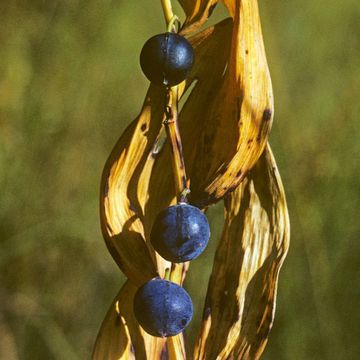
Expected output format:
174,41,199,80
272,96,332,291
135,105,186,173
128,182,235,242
160,0,188,202
160,0,174,26
163,87,189,203
160,0,188,285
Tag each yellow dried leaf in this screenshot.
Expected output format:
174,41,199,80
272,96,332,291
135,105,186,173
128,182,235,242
93,281,165,360
167,335,187,359
146,0,273,209
100,85,166,285
100,0,272,278
183,0,274,206
194,145,290,359
96,0,288,358
178,0,218,34
93,280,187,360
221,0,235,18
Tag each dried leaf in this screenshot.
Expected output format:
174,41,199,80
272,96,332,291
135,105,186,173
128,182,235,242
221,0,236,17
92,283,135,360
182,0,274,206
97,1,286,358
100,85,166,285
194,145,290,359
146,0,273,208
178,0,218,35
92,280,186,360
100,0,272,277
93,281,166,360
167,335,187,359
93,280,166,360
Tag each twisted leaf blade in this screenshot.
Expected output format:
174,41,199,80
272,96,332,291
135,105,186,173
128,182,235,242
188,0,274,206
194,145,290,359
97,1,286,357
92,281,164,360
178,0,218,34
93,280,187,360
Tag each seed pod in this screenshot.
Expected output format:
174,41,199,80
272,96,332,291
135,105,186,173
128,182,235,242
140,32,194,86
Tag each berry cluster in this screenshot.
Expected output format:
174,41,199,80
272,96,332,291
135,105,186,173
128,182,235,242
133,31,211,338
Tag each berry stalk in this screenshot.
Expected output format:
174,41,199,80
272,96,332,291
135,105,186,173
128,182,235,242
163,87,190,203
160,0,174,27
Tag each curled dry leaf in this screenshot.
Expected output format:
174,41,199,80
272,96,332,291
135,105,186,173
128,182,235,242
92,280,186,360
92,281,166,359
178,0,218,35
221,0,236,18
194,146,290,359
183,0,274,206
153,0,274,209
100,0,272,280
96,0,288,358
100,84,165,286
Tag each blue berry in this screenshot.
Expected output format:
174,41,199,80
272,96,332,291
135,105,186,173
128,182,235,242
133,278,193,337
150,203,210,263
140,32,194,86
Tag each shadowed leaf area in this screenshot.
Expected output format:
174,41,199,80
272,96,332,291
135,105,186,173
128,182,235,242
0,0,358,359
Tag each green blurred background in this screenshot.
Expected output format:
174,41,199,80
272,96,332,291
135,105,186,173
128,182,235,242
1,0,359,359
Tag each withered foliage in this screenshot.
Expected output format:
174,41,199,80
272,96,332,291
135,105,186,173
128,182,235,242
93,1,289,359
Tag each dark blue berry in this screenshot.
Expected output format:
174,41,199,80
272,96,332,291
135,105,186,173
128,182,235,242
140,32,194,86
133,278,193,337
150,203,210,263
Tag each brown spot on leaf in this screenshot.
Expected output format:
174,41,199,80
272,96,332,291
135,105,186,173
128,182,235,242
262,109,272,121
227,185,238,193
203,307,211,321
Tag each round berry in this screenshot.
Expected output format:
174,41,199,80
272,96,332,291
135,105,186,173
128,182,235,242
140,32,194,86
150,203,210,263
133,278,193,337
